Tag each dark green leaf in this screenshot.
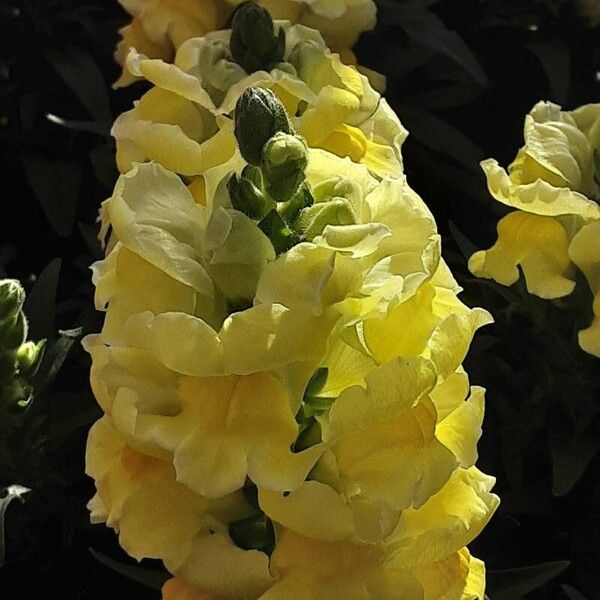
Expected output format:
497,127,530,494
21,155,81,237
0,485,30,566
561,585,590,600
33,328,83,394
89,548,168,591
46,47,111,124
448,221,477,260
550,429,600,496
487,561,570,600
400,9,488,85
399,106,485,171
526,40,570,105
24,258,61,341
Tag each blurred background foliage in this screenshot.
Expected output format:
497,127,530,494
0,0,598,598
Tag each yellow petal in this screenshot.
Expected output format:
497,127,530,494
385,467,499,568
162,578,224,600
469,211,576,299
86,416,273,598
323,357,458,510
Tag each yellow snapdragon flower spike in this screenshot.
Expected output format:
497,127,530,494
87,87,497,597
114,0,376,86
112,19,405,179
469,101,600,356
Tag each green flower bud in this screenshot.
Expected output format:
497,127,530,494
234,87,293,166
0,279,24,323
230,2,286,74
294,198,358,240
263,132,308,202
0,311,27,351
227,169,274,220
16,339,46,378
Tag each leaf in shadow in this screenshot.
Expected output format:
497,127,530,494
399,8,488,85
449,220,478,259
400,106,485,171
24,258,61,341
46,47,111,124
550,428,600,496
21,155,81,237
33,328,83,395
89,548,169,591
526,39,571,105
487,561,570,600
0,485,30,566
562,585,590,600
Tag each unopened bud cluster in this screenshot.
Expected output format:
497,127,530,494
0,279,45,411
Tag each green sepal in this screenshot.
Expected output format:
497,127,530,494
258,209,300,255
228,512,275,555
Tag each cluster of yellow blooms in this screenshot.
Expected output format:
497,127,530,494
114,0,377,86
469,102,600,357
86,3,498,598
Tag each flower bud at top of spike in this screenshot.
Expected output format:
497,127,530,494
263,132,308,202
234,87,293,166
230,2,286,74
0,279,25,323
0,311,27,351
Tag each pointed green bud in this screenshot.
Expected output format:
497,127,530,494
16,339,46,378
234,87,293,166
0,311,27,351
294,198,358,240
0,279,24,323
227,169,274,220
263,132,308,202
230,2,286,74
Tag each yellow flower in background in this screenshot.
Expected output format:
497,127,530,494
114,0,377,86
469,101,600,357
112,16,405,179
87,87,497,597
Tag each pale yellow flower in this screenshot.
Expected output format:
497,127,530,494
259,467,496,599
469,101,600,356
113,22,405,179
88,87,495,596
114,0,377,86
86,417,275,598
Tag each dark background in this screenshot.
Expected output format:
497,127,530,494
0,0,599,598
